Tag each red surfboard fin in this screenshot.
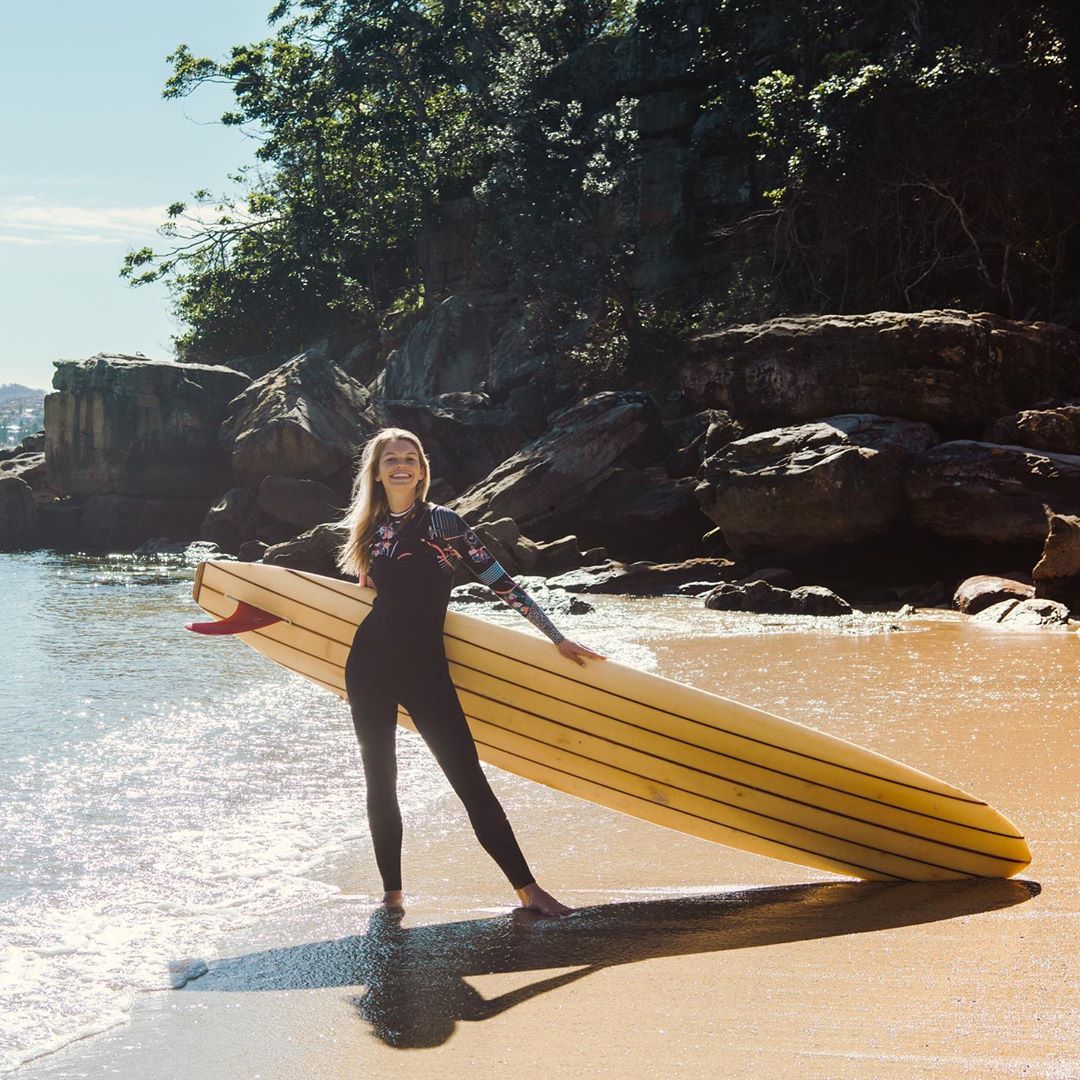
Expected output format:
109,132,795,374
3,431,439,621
186,599,284,635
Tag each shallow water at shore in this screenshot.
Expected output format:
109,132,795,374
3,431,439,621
2,550,1077,1076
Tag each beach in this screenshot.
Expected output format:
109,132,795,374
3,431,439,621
5,554,1078,1078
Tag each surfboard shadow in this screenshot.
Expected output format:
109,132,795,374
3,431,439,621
175,878,1039,1049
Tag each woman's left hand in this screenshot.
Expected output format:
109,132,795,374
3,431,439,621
556,639,606,667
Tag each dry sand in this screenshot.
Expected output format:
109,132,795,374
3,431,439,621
22,616,1080,1079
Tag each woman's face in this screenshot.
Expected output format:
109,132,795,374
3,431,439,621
375,438,423,500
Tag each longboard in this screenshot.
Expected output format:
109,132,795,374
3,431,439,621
189,559,1030,882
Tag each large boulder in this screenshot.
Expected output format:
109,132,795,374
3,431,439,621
904,441,1080,545
971,597,1071,629
45,354,249,497
953,574,1034,615
695,414,938,560
0,476,37,549
450,391,669,536
263,522,349,578
1032,511,1080,610
383,296,491,399
221,345,377,485
680,311,1080,434
983,402,1080,455
704,580,852,616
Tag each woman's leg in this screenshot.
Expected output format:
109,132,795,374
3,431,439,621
402,664,536,890
346,649,404,894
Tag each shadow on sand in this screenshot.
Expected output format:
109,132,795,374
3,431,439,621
175,878,1039,1048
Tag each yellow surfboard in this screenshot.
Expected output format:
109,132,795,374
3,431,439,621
189,559,1030,882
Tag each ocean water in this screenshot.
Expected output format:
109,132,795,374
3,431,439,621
0,550,670,1072
0,551,402,1072
4,550,1074,1074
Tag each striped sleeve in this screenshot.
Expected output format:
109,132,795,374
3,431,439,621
431,507,566,645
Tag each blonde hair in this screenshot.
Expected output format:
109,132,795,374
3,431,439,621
336,428,431,578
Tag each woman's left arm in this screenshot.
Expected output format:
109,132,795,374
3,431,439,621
432,508,604,666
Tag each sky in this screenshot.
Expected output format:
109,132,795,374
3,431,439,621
0,1,277,391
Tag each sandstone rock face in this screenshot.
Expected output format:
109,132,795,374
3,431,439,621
704,580,852,616
971,597,1071,628
45,355,249,497
0,476,37,549
1032,511,1080,610
953,575,1035,615
256,475,342,530
383,297,490,399
983,402,1080,454
451,391,666,534
221,345,377,485
681,311,1080,434
904,441,1080,545
696,414,938,559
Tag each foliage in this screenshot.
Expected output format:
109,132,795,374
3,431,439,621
128,0,1080,369
713,0,1080,321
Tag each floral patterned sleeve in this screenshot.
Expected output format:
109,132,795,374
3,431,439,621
430,507,566,645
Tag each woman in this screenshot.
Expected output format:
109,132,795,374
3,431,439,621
337,427,603,918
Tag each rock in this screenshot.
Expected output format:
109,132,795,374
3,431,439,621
451,391,669,536
221,344,377,484
547,557,744,595
953,575,1035,615
238,540,269,562
487,323,549,397
983,402,1080,455
696,414,938,559
383,296,491,398
532,535,588,577
35,496,81,549
790,585,854,615
256,475,342,530
545,465,709,561
263,522,350,578
1032,511,1080,610
904,441,1080,545
0,475,37,549
681,310,1080,434
0,451,46,488
736,567,798,589
971,597,1071,628
664,409,742,478
45,354,249,497
132,538,222,560
78,494,210,551
703,580,852,615
200,486,261,555
451,583,497,604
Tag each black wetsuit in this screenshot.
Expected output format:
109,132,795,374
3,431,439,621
344,502,564,893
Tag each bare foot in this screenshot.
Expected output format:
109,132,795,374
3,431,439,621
516,882,574,917
382,889,404,909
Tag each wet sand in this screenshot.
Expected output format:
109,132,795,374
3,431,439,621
21,612,1080,1078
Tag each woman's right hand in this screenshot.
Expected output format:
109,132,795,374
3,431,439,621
556,639,605,667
